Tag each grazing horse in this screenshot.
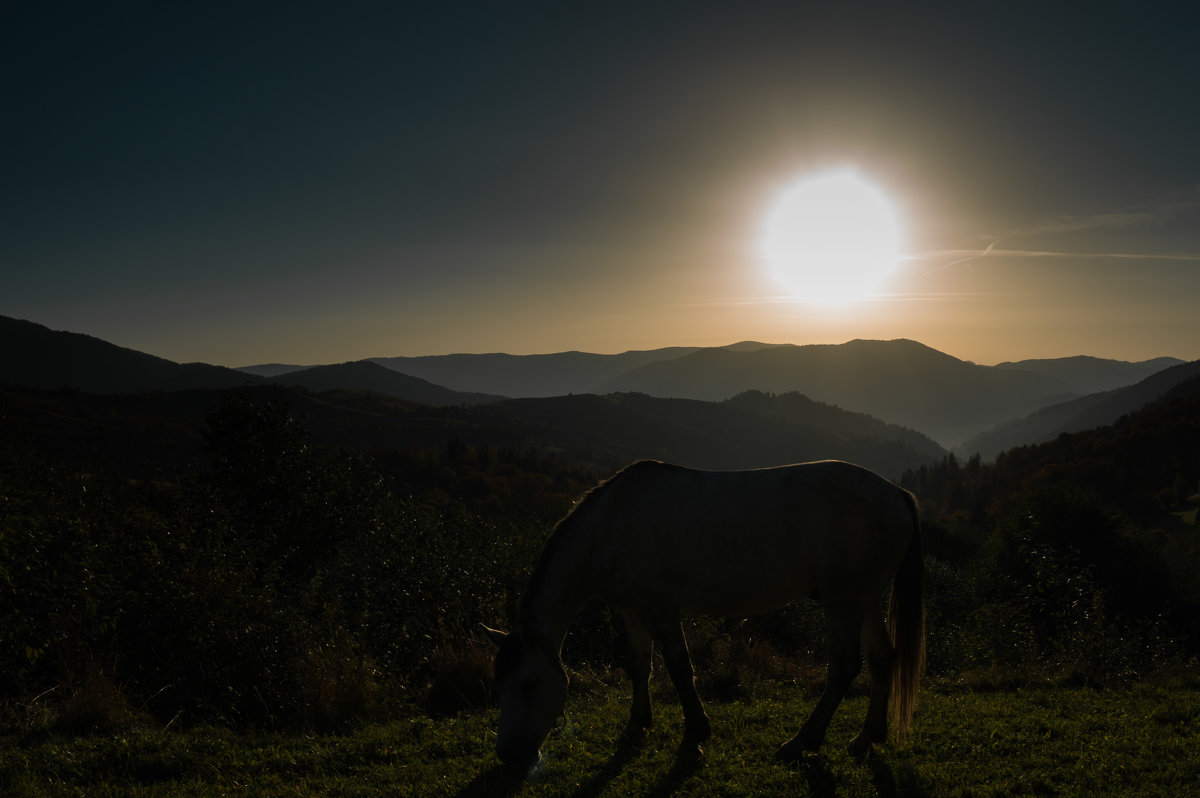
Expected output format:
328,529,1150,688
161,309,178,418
484,459,924,771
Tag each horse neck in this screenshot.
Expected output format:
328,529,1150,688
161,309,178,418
521,520,595,653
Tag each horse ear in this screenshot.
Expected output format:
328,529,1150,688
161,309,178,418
480,624,508,648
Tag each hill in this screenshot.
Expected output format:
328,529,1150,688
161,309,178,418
725,389,941,457
959,360,1200,460
0,378,944,484
5,335,1197,747
367,347,705,397
467,390,943,477
267,361,502,406
0,319,940,477
596,339,1073,448
237,363,309,378
0,315,261,393
907,373,1200,526
0,318,499,408
993,355,1184,395
5,317,1186,453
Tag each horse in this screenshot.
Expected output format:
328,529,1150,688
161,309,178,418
483,459,924,771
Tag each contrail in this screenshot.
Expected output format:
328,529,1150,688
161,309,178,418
918,242,1200,275
983,248,1200,261
920,240,996,276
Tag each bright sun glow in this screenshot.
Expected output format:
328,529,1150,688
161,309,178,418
759,169,903,306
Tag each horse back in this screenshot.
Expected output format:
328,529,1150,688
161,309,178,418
579,460,914,615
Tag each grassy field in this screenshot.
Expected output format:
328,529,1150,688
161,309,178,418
4,678,1198,797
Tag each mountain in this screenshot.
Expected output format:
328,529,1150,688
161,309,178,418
992,355,1184,395
451,390,944,477
724,390,943,461
1,378,944,483
0,318,499,408
238,363,310,378
958,359,1200,461
242,341,1188,449
909,373,1200,527
7,316,1186,454
595,339,1075,448
366,342,806,398
0,315,261,393
367,347,703,397
268,361,502,406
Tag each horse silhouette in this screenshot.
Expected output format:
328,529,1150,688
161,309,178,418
484,459,924,771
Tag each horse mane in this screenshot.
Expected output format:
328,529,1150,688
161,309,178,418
518,460,668,624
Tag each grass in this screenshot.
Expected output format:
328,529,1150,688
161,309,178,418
3,678,1198,796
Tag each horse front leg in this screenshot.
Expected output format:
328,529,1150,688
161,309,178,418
620,610,654,744
642,611,711,759
777,606,862,761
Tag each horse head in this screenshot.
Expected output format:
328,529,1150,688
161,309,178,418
483,622,569,771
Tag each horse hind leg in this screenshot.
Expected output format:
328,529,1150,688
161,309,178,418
777,606,862,761
848,608,892,759
642,611,711,759
620,610,654,744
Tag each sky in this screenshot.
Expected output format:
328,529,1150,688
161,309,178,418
4,1,1200,367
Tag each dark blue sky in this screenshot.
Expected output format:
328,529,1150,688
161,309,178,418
5,1,1199,365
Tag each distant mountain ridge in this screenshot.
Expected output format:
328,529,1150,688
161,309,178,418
959,359,1200,460
993,355,1184,395
1,380,945,481
366,347,706,397
0,318,941,475
269,361,501,406
592,339,1070,447
3,315,1189,457
0,315,260,393
239,363,308,378
256,339,1188,448
465,390,944,477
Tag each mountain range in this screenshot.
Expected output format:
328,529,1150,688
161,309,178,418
958,359,1200,460
253,339,1184,448
992,355,1183,396
265,360,503,406
0,314,258,393
2,315,1193,461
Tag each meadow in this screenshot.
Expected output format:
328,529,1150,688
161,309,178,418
4,675,1198,796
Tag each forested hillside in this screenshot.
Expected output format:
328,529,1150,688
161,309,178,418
903,377,1200,676
1,377,1197,736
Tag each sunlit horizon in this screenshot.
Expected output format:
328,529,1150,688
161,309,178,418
4,4,1198,371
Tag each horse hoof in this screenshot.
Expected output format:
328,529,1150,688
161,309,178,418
676,740,705,763
774,744,801,763
846,736,874,760
775,736,819,763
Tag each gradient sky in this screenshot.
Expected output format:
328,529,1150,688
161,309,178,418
5,1,1199,367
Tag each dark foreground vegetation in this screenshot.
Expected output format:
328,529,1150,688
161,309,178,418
2,381,1199,792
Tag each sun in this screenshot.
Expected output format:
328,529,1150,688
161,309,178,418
759,169,903,306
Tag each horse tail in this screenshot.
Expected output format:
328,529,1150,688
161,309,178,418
887,489,925,745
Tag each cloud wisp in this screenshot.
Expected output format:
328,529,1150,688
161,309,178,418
918,194,1200,275
919,246,1200,270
